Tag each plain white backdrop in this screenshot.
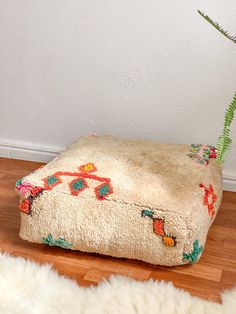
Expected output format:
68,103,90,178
0,0,235,188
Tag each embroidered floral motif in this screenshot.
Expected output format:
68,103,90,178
199,183,217,219
43,163,113,201
187,144,216,165
183,240,203,263
141,209,176,247
42,234,72,249
15,181,34,198
16,182,44,215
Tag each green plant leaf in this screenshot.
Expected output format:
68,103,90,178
198,10,236,45
216,92,236,164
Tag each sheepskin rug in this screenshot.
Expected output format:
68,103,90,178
0,253,235,314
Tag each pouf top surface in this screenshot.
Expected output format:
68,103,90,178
21,136,221,217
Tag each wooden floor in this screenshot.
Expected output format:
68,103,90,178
0,157,236,303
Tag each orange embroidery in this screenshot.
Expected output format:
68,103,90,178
79,162,97,173
163,236,176,247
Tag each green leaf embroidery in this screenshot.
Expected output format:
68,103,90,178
183,240,203,263
42,234,73,249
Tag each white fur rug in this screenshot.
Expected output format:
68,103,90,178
0,253,235,314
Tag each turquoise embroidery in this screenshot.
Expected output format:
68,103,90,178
72,179,85,191
15,179,22,187
183,240,203,263
141,209,154,218
98,184,110,197
42,234,72,249
46,176,58,186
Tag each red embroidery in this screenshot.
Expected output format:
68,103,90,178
30,186,44,197
209,147,216,159
153,219,165,236
43,163,113,201
19,199,31,214
18,186,44,215
199,183,217,219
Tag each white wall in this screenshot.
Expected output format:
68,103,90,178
0,0,235,189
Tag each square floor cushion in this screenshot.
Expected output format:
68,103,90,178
15,136,222,266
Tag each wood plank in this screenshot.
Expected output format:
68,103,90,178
220,270,236,290
83,268,117,282
159,263,222,282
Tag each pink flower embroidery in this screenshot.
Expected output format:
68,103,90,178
16,182,33,198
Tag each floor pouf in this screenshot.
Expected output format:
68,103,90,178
15,136,223,266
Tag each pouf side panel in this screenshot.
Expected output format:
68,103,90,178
19,191,189,266
183,161,222,263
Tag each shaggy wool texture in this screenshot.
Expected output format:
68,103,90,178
15,136,223,265
0,253,235,314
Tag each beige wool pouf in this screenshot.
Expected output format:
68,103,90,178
15,135,223,266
